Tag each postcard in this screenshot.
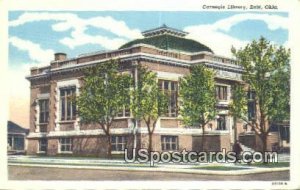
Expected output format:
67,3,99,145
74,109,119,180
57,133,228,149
1,0,300,189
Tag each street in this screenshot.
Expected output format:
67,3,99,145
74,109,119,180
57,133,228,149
8,166,289,181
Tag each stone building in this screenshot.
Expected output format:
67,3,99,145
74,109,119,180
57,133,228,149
26,25,282,156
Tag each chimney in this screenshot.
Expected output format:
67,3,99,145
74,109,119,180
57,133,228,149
54,52,67,61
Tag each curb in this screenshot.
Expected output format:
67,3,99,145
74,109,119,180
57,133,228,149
8,163,289,176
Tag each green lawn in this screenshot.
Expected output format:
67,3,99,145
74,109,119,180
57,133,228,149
8,160,155,168
249,162,289,168
192,166,249,171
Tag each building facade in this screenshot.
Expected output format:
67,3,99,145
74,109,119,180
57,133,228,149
26,25,282,157
7,121,29,154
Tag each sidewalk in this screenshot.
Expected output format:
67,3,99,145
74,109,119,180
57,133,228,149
7,155,289,176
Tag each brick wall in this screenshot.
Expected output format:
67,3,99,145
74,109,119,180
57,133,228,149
192,134,231,152
27,139,38,155
140,61,189,75
47,138,58,155
160,119,179,128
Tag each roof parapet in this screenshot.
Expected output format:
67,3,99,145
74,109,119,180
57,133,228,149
142,24,188,38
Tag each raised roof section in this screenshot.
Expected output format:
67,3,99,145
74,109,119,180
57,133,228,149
120,25,213,53
142,24,188,38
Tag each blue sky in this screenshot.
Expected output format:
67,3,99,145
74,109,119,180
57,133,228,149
9,11,288,68
7,11,289,126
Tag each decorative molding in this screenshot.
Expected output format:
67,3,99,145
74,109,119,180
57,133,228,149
48,128,133,137
55,79,80,131
156,71,183,80
137,127,230,135
26,52,243,81
34,98,39,133
27,132,47,138
37,93,50,99
35,93,50,133
28,127,230,138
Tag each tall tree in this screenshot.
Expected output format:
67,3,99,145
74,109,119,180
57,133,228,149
180,64,217,151
76,60,131,158
231,37,290,154
130,64,168,152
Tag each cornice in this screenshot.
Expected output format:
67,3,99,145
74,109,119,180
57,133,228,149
26,52,243,81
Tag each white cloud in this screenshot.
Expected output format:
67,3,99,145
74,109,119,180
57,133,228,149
87,16,141,39
214,13,288,32
184,13,288,57
60,33,127,50
10,12,142,50
9,12,78,27
8,36,53,127
8,12,142,126
185,24,248,57
9,36,54,64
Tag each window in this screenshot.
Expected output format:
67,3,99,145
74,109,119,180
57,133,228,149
161,136,178,151
60,87,76,121
117,73,131,118
39,99,49,123
7,135,24,150
60,138,72,152
158,80,178,117
248,91,256,120
39,138,47,152
111,136,127,151
217,115,226,130
215,85,228,101
248,90,255,100
117,105,130,117
248,101,256,120
7,137,12,150
117,96,130,117
280,126,290,143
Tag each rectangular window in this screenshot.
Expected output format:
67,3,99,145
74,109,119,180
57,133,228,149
248,101,256,120
215,85,228,101
280,126,290,143
117,96,130,117
60,87,76,121
161,136,178,151
248,90,256,120
217,115,226,130
39,138,47,152
111,136,127,151
158,80,178,117
248,90,255,100
39,99,49,123
60,138,72,152
117,72,131,118
7,136,12,150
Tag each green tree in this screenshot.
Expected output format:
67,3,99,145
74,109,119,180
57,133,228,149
229,84,248,142
231,37,290,154
76,60,132,158
179,64,217,151
131,64,168,152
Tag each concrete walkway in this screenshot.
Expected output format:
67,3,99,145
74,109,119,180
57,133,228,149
7,155,289,176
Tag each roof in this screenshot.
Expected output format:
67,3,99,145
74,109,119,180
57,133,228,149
119,33,213,53
142,24,188,38
7,121,29,134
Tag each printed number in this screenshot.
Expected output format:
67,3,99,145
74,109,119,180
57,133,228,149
272,182,287,185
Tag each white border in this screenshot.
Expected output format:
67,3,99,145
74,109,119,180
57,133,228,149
1,0,300,189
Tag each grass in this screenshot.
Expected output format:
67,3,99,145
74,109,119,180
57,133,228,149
248,162,289,168
192,166,249,171
20,155,125,160
8,160,155,168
